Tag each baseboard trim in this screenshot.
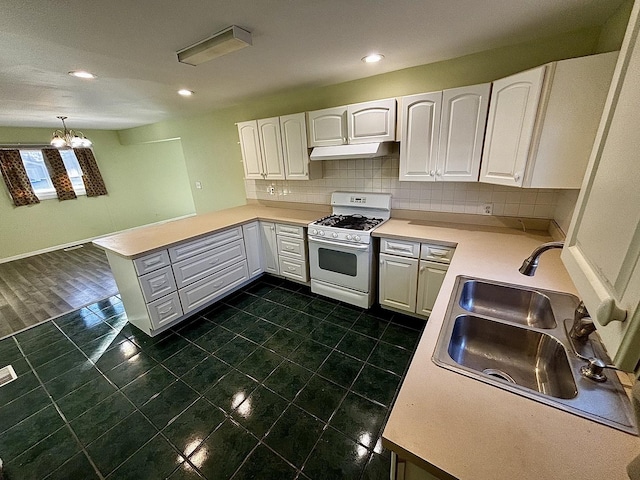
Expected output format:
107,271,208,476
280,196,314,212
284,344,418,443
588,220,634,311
0,213,196,264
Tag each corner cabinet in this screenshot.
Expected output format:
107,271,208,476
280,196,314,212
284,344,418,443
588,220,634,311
237,113,321,181
378,238,454,317
480,52,617,188
307,98,396,147
399,83,490,182
562,4,640,373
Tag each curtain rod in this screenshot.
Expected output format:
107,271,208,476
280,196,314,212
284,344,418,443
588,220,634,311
0,144,73,149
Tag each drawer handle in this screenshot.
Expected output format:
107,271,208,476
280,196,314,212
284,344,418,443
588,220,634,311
158,306,174,315
287,266,296,271
150,279,167,287
144,258,161,266
209,258,220,264
284,246,295,251
213,281,223,288
429,249,448,257
389,246,412,252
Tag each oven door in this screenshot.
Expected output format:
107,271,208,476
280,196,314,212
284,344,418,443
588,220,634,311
308,237,372,293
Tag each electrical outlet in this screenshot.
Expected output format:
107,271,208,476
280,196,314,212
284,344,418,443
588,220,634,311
195,181,202,189
267,185,275,195
482,203,493,215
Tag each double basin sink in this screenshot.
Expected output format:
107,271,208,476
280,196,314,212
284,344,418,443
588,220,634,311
432,276,637,435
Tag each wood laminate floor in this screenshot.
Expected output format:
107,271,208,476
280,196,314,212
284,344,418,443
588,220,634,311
0,243,117,338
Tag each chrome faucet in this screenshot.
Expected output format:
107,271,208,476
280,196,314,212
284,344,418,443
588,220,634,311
570,301,597,342
518,241,564,276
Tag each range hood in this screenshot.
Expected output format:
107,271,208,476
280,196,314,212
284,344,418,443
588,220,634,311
309,142,393,161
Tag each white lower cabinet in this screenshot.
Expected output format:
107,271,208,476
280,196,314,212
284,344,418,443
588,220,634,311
147,292,183,329
260,221,279,275
179,261,249,314
276,223,309,282
242,222,264,279
379,238,454,317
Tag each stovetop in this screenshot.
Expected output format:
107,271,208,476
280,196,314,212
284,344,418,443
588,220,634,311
311,214,385,231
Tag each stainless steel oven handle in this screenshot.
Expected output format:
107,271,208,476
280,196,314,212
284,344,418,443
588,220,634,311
309,237,370,250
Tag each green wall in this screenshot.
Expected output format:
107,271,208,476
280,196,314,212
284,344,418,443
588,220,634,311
596,0,634,53
119,26,604,215
0,128,195,260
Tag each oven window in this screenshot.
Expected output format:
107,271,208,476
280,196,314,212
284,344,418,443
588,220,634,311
318,248,357,276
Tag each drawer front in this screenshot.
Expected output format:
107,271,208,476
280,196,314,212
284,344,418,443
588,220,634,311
420,243,455,263
139,266,177,303
173,239,246,288
276,223,304,239
133,250,170,275
278,257,308,282
147,292,183,329
277,236,306,260
380,238,420,258
168,227,243,262
178,261,249,314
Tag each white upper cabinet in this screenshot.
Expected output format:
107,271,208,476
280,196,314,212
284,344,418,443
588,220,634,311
347,98,397,144
280,113,322,180
438,84,491,182
307,98,397,147
238,114,320,180
306,106,347,147
257,118,286,180
562,5,640,372
480,52,617,188
399,92,442,181
399,83,490,182
237,120,263,179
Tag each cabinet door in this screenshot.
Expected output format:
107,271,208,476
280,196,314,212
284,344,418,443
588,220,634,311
379,253,419,313
260,222,280,275
437,83,491,182
399,92,442,181
257,118,286,179
237,120,264,179
479,66,546,187
347,98,397,144
280,113,310,180
562,9,640,372
306,106,347,147
242,222,264,279
416,260,448,317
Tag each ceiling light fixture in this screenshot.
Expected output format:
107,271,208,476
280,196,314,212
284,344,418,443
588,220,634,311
68,70,96,79
362,53,384,63
177,25,252,66
177,89,194,97
50,116,92,148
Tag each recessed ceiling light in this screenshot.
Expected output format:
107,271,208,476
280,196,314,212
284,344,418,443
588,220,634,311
68,70,96,79
178,89,194,97
362,53,384,63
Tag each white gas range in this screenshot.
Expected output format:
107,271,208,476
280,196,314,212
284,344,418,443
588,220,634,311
308,192,392,308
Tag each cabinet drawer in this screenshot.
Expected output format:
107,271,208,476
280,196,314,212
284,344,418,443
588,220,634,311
420,243,455,264
168,227,243,262
278,257,308,282
276,224,304,239
178,261,249,314
277,236,306,260
173,239,246,288
139,266,177,303
133,250,170,275
147,292,183,330
380,238,420,258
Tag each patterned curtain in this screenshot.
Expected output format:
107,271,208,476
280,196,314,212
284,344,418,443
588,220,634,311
41,149,77,201
0,149,40,206
73,148,108,197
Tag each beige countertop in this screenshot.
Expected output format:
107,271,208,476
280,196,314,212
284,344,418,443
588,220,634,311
92,204,328,258
375,219,639,480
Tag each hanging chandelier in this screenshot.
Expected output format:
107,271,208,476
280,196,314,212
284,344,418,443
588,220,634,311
50,116,92,148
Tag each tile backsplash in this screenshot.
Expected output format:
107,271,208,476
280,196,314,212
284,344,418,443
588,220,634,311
244,157,562,219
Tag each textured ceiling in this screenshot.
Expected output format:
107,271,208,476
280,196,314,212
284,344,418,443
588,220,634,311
0,0,624,130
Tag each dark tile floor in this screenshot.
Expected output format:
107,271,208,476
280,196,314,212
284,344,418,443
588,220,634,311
0,276,425,480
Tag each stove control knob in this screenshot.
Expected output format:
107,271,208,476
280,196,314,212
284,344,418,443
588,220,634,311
311,229,318,235
346,234,352,240
318,230,325,236
354,235,361,242
332,232,338,238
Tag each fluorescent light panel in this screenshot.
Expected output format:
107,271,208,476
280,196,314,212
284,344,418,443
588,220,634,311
177,25,252,66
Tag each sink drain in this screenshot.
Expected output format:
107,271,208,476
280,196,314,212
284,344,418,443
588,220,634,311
482,368,516,384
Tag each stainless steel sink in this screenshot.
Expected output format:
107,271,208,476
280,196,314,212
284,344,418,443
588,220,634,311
458,280,556,328
448,315,577,399
433,276,637,435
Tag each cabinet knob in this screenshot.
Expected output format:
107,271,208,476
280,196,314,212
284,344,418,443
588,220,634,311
436,170,442,176
429,170,435,176
420,266,427,273
514,172,521,181
380,259,384,265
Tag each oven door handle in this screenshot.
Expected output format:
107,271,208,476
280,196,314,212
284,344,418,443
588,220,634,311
309,237,371,250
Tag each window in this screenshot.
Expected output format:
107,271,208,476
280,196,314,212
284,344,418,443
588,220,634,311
19,149,86,200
